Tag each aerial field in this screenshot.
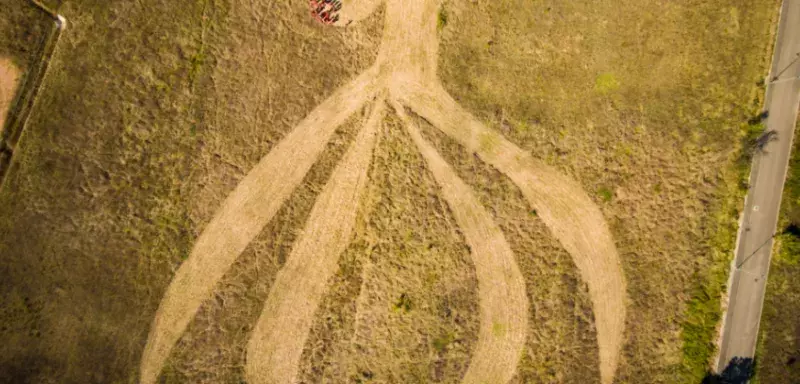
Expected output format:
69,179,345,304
0,0,778,383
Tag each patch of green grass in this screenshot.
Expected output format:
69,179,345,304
188,51,206,85
437,6,448,31
680,267,729,379
597,186,613,202
478,130,499,152
594,72,620,94
432,331,455,352
678,116,769,382
392,292,413,313
492,322,507,337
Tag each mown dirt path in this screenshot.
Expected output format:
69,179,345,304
142,0,626,382
138,70,379,384
0,57,21,132
245,101,384,384
397,102,528,384
396,81,626,384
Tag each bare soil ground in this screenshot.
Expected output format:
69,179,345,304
0,57,20,131
0,0,780,383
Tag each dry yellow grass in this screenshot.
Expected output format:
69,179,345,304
148,1,624,382
245,101,383,384
398,101,529,384
437,0,777,381
398,81,625,383
138,66,381,384
0,0,779,383
297,115,482,383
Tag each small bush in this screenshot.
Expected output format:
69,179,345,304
437,6,448,31
432,331,455,352
597,186,613,202
393,293,413,313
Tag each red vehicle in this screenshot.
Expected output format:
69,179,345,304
309,0,341,24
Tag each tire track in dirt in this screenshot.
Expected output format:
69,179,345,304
396,102,528,384
397,81,627,384
138,69,379,384
245,101,383,384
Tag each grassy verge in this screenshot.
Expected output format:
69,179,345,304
753,120,800,383
679,0,781,376
679,118,768,381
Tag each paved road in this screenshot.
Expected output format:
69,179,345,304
716,0,800,373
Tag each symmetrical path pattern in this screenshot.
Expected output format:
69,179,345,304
140,1,628,383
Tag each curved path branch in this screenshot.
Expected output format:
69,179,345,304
142,0,627,381
396,102,528,384
396,81,626,384
245,101,384,384
139,69,380,384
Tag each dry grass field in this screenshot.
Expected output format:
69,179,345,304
0,0,781,383
437,1,778,381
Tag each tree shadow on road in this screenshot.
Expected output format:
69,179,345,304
702,357,755,384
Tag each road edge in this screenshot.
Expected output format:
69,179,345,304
713,0,795,373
